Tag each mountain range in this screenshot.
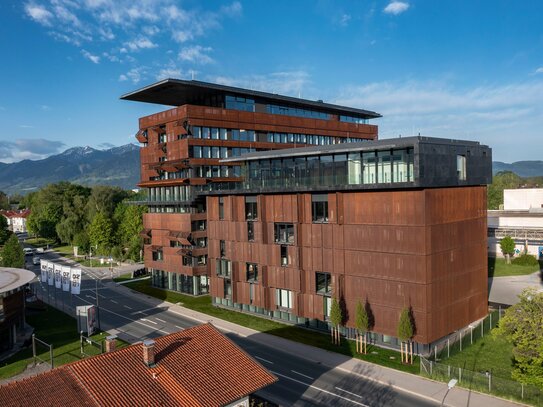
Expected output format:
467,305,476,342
1,144,543,195
0,144,140,195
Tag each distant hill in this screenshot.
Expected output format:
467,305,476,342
493,161,543,178
0,144,140,195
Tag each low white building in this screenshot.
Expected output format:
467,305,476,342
0,209,31,233
488,188,543,258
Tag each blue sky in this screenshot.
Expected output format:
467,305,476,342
1,1,542,163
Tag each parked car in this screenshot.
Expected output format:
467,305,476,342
36,247,45,253
32,256,40,265
23,248,34,256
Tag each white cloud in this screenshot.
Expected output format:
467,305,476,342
119,67,146,83
172,30,193,43
19,125,35,129
40,105,51,111
81,49,100,63
339,14,351,26
0,138,66,163
334,79,543,161
179,45,214,64
24,3,54,26
124,37,158,52
156,67,183,80
221,1,242,17
384,1,410,15
214,71,311,96
535,67,543,74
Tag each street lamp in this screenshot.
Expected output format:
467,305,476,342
441,379,458,406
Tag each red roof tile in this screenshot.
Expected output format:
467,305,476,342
0,324,276,407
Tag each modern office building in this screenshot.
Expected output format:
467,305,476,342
121,79,380,296
205,137,492,350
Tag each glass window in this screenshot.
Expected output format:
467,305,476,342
377,151,391,183
316,272,332,295
202,127,210,139
274,223,294,244
245,196,257,220
216,258,231,277
276,288,293,309
334,154,347,184
362,152,376,184
192,126,201,138
320,155,334,184
281,245,288,266
312,194,329,223
219,128,227,140
219,197,224,220
247,221,255,241
457,155,466,181
348,152,361,184
224,279,232,298
246,263,258,282
220,240,226,257
392,149,409,183
152,249,163,261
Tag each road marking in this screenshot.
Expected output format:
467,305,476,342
74,296,170,335
270,371,369,407
141,319,157,325
110,300,118,304
291,370,314,380
97,293,106,299
174,325,184,330
123,305,132,310
255,356,273,364
155,318,166,323
85,295,95,300
335,387,366,400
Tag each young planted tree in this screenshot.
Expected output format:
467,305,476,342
329,297,343,346
500,236,515,264
397,307,415,364
355,300,370,354
1,234,24,268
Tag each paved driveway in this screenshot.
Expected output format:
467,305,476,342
488,270,543,305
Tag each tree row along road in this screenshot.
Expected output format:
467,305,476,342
28,251,437,407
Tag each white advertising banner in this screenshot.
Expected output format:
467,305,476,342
71,268,82,295
47,261,54,286
40,259,47,283
54,263,62,289
61,266,71,292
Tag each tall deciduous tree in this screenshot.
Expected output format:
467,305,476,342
494,288,543,388
0,215,11,245
1,234,24,268
397,307,415,364
355,300,370,354
500,236,515,264
87,212,114,255
487,171,522,210
329,297,343,345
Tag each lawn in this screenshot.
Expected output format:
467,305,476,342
124,279,419,374
0,305,126,380
113,272,136,283
488,257,540,277
25,237,55,247
443,331,514,379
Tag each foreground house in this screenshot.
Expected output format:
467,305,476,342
0,209,30,233
0,323,276,406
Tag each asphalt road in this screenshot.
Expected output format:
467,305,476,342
24,249,438,407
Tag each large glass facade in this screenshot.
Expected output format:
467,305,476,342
244,148,414,190
150,269,209,295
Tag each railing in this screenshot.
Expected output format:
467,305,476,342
420,357,542,405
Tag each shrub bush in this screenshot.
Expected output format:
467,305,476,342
511,254,539,266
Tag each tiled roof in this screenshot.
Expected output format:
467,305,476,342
0,209,31,219
0,324,277,407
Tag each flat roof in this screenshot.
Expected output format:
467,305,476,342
221,136,487,163
0,267,36,293
120,79,381,119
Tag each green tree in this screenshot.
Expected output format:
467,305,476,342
115,203,146,261
487,171,522,210
355,300,370,354
329,297,343,345
86,186,129,221
0,215,11,245
1,234,24,268
500,236,516,264
493,288,543,388
87,212,114,255
0,191,9,210
397,307,415,364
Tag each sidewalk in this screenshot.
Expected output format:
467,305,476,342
112,282,525,407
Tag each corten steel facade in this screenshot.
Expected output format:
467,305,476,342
121,79,380,295
205,137,492,350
